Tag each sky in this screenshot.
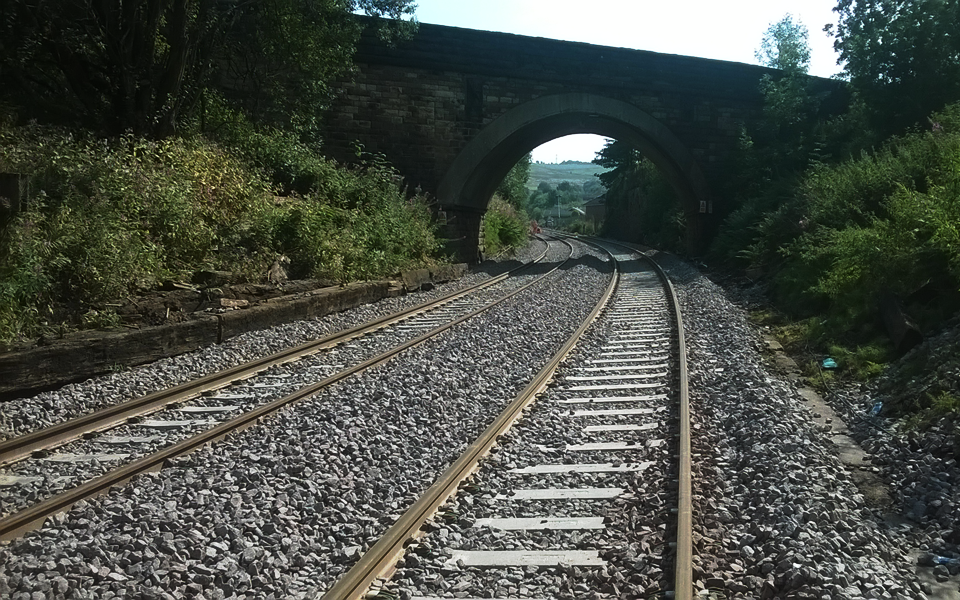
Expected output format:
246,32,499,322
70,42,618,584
410,0,845,163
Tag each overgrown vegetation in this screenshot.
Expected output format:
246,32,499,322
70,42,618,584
566,220,599,236
482,156,531,255
593,141,684,251
495,154,532,210
719,103,960,319
0,116,438,348
0,3,444,349
711,3,960,397
482,196,528,256
0,0,417,138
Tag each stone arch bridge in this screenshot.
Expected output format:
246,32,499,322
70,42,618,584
323,21,840,260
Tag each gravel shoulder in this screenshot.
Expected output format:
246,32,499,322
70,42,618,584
0,238,609,599
657,252,959,599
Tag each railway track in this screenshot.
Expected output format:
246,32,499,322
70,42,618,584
0,237,577,539
321,238,693,600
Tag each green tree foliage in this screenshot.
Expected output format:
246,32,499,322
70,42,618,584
0,121,438,346
527,182,559,221
0,0,416,137
495,154,532,211
711,2,960,367
219,0,417,134
525,180,583,222
594,141,642,189
830,0,960,135
757,13,810,72
713,14,834,264
594,140,641,241
482,196,528,256
592,140,682,249
748,15,823,180
714,102,960,341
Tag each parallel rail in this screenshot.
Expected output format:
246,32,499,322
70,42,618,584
0,239,573,541
320,237,694,600
586,235,693,600
0,244,551,468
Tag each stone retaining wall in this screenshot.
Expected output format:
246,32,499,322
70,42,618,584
0,265,467,400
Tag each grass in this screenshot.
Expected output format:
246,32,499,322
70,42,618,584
527,161,608,192
902,391,960,431
750,307,892,389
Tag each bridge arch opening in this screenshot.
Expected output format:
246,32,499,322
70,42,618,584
437,93,712,255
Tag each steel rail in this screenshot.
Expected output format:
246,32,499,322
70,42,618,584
646,250,692,600
0,243,552,468
579,235,693,600
0,239,572,542
319,239,622,600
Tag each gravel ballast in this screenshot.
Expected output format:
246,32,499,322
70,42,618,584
3,239,953,599
0,238,560,518
0,240,551,441
0,239,611,598
389,251,678,600
655,252,941,599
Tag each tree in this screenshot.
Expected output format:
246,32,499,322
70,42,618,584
495,154,532,211
830,0,960,134
593,140,642,189
220,0,417,135
746,15,823,179
0,0,416,138
592,140,681,248
757,15,818,129
527,181,558,220
757,13,810,73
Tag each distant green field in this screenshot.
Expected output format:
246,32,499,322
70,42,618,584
527,161,609,192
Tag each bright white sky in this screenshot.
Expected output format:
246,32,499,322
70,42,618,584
411,0,844,163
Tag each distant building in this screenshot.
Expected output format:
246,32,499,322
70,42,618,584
584,195,606,227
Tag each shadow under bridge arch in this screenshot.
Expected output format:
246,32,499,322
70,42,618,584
437,93,712,256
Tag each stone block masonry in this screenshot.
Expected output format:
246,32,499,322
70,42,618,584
0,266,468,399
323,20,844,260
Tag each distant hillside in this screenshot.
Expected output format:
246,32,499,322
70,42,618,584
528,161,609,193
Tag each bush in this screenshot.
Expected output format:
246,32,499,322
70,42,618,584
713,102,960,325
567,220,598,236
0,122,439,346
197,94,337,195
482,196,528,256
263,165,438,282
780,108,960,323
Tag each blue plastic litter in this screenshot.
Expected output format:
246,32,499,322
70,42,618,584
870,401,883,416
822,357,838,369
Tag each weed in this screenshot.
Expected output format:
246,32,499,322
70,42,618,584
826,343,890,380
903,391,960,431
482,196,528,256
